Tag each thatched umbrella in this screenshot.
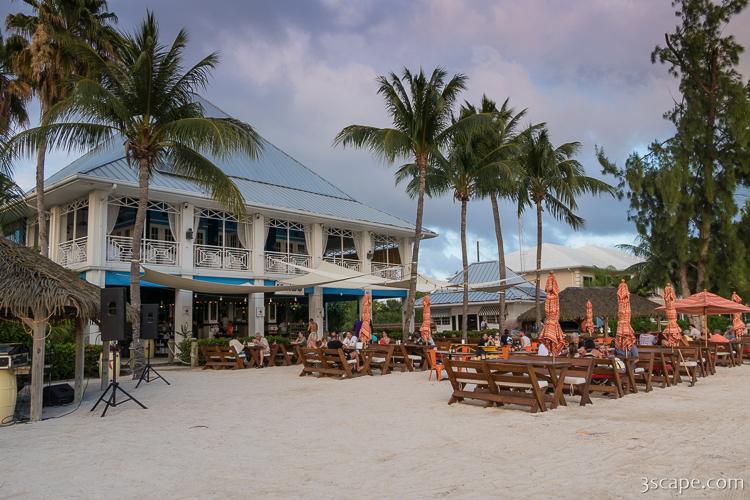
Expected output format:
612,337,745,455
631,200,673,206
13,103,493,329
661,284,682,347
580,299,594,335
731,292,746,337
539,273,566,356
0,238,100,422
614,280,636,353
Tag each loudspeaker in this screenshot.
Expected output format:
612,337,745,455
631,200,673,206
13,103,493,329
101,288,126,341
43,383,74,407
140,304,159,340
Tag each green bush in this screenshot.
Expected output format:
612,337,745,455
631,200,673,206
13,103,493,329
46,343,102,380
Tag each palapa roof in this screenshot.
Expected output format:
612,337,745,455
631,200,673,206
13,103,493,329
517,286,660,322
0,238,101,321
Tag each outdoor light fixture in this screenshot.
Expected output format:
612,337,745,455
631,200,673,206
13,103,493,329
366,250,373,259
186,228,194,240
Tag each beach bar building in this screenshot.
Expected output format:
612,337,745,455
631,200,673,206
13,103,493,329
5,99,427,352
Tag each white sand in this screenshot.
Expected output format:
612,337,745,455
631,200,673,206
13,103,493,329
2,364,749,499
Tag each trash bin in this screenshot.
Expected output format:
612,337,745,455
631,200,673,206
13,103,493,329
0,369,17,424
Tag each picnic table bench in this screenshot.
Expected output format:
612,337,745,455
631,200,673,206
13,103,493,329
588,358,625,398
202,345,245,370
298,347,356,379
443,358,550,413
269,343,293,367
361,345,395,375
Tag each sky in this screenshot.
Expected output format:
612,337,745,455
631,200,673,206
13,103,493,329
4,0,750,280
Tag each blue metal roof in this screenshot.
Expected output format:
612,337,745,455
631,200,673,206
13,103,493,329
417,261,542,306
43,97,417,232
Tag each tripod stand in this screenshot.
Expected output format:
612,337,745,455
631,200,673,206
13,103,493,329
91,345,147,417
135,341,170,388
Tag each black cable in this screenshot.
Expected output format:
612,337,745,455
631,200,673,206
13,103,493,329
42,373,91,421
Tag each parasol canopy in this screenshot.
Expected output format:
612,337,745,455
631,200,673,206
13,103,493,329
731,292,746,337
420,295,432,342
359,292,372,344
655,290,750,315
614,280,636,352
580,299,594,335
661,283,683,347
538,273,566,356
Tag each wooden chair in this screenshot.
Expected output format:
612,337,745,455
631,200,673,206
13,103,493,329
362,345,395,376
443,358,548,413
202,345,245,370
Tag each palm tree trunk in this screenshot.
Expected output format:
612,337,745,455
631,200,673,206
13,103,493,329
35,103,48,257
678,263,690,297
490,195,506,329
460,198,469,341
534,200,543,329
402,153,427,336
130,158,149,378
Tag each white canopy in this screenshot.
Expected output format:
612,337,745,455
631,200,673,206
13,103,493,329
141,267,323,294
468,277,530,293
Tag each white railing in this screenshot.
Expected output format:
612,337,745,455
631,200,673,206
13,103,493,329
323,256,361,272
194,244,251,271
371,262,405,280
265,251,311,275
107,235,178,266
58,237,88,267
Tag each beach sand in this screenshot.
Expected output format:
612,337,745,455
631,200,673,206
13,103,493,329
2,364,748,499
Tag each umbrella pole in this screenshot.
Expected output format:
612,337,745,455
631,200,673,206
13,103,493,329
604,316,609,347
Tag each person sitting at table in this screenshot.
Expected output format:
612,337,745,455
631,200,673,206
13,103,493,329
638,331,657,346
378,332,391,345
342,331,358,348
229,338,248,366
292,332,306,345
519,331,531,350
306,332,318,349
500,329,513,346
226,320,235,337
537,340,550,356
254,333,271,368
614,343,638,360
725,328,737,341
476,333,489,356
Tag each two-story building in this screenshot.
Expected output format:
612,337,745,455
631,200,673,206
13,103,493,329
5,98,428,355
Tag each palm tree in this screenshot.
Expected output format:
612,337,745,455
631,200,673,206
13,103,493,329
334,68,488,335
517,128,615,328
467,96,532,328
5,0,117,257
2,12,263,375
0,32,31,143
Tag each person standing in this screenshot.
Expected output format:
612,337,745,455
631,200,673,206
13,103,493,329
307,318,319,338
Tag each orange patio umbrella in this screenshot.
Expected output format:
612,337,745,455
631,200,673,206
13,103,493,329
614,280,636,353
731,292,746,337
661,283,682,347
580,299,594,335
359,292,372,344
420,295,432,342
539,272,566,356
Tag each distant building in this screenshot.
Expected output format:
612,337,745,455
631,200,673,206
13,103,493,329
503,243,643,290
415,261,540,331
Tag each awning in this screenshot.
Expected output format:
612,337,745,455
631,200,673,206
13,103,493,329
479,305,499,316
141,267,312,294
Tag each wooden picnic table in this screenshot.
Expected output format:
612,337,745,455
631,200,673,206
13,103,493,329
485,357,573,409
243,345,265,368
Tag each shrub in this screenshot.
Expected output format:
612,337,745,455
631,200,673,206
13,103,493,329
46,343,103,380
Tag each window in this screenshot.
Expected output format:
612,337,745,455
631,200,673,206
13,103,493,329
150,226,159,240
434,317,451,326
583,275,594,287
265,219,307,256
324,227,358,261
61,198,89,241
372,234,400,264
195,208,248,249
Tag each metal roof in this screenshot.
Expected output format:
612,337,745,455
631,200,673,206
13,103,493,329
417,261,541,307
41,97,419,233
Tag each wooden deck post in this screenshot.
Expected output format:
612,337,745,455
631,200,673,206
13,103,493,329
74,318,85,404
30,318,46,422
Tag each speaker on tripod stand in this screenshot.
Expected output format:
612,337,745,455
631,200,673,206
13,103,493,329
91,288,147,417
135,304,170,388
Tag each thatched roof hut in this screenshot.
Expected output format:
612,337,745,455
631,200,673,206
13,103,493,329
517,286,661,322
0,238,101,322
0,238,101,422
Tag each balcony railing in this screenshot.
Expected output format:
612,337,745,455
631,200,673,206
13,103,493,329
265,251,311,275
371,262,405,280
107,235,178,266
194,244,251,271
57,237,88,267
323,256,361,272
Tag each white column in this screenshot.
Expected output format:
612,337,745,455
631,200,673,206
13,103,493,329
179,203,195,275
400,237,413,276
84,269,106,344
87,190,108,267
309,223,326,331
251,213,265,273
173,288,193,353
249,284,265,336
360,230,372,274
309,287,324,334
48,205,61,262
25,219,34,247
310,222,324,266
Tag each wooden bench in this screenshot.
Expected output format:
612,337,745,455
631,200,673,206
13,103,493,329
362,345,395,376
588,358,624,398
269,343,292,367
711,341,734,368
403,344,430,370
632,351,655,392
443,358,548,413
298,347,356,379
390,344,415,372
202,345,245,370
555,358,594,406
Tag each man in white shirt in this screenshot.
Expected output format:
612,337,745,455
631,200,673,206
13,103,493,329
253,333,270,368
639,332,657,346
519,331,531,348
537,341,550,356
689,324,701,340
342,332,358,348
